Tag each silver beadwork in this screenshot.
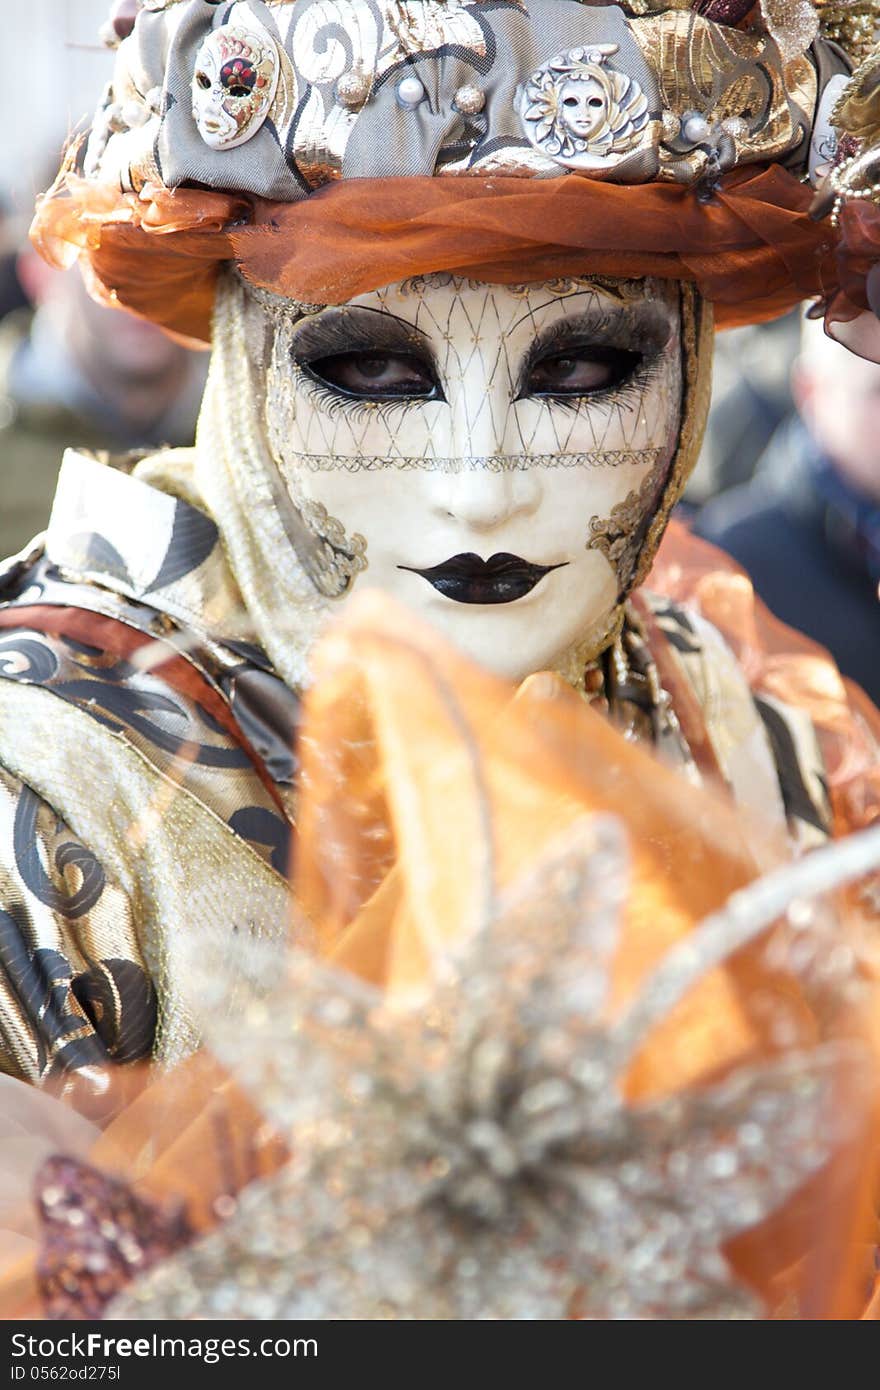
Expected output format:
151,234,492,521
454,84,486,115
336,71,371,108
109,817,872,1321
681,112,711,144
721,116,749,140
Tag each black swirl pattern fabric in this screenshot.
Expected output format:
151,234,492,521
71,960,158,1066
0,458,302,1082
13,786,106,920
0,919,107,1078
144,503,219,595
650,597,832,845
0,561,294,874
0,768,154,1084
0,636,59,684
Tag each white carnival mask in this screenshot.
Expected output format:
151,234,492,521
191,22,279,151
242,274,684,683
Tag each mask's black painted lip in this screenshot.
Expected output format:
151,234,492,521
398,552,568,605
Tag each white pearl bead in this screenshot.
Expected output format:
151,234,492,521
682,113,710,144
397,75,425,107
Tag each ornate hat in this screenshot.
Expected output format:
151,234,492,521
30,0,880,346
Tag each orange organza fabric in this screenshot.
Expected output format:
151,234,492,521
31,163,837,345
822,199,880,360
2,590,878,1320
831,201,880,318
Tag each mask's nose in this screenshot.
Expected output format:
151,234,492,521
429,466,542,532
428,354,542,530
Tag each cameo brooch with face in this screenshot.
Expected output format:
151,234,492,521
192,22,280,151
520,44,650,171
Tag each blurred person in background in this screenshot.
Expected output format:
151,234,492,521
696,319,880,705
0,247,207,558
682,310,799,512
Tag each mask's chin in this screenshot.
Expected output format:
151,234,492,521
427,608,622,685
373,559,621,685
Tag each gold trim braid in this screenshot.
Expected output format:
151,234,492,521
580,284,713,662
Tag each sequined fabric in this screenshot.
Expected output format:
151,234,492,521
36,1155,192,1320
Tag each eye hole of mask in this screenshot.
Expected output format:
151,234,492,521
305,351,441,400
525,345,643,397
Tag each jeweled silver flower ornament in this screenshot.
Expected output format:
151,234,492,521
108,817,870,1320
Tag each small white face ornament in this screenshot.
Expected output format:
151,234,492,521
192,23,279,151
558,77,608,141
520,44,651,172
259,276,683,682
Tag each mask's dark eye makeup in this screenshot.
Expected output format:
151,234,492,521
526,345,643,398
288,306,445,408
304,350,440,401
515,302,674,408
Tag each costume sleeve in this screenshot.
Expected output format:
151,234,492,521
0,765,156,1089
677,607,833,850
650,521,880,842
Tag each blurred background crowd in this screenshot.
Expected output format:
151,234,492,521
2,5,878,705
0,2,208,559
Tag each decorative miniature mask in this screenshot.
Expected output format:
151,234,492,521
191,22,279,151
520,44,651,170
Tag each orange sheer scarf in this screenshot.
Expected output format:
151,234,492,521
31,164,836,346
